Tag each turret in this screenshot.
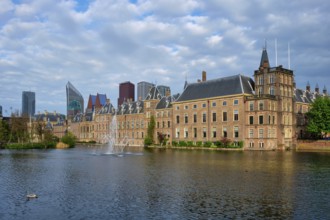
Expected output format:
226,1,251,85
315,83,319,94
306,82,310,92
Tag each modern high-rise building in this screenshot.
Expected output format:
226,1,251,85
157,85,171,97
22,91,35,117
137,81,155,101
118,81,135,107
66,82,84,120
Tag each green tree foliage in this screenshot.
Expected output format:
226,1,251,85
61,131,77,148
144,115,155,146
9,112,29,143
0,120,10,147
306,96,330,138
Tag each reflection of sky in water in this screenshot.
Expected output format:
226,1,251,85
0,148,329,219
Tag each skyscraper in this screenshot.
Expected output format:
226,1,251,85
118,81,135,107
66,82,84,120
137,81,155,101
22,91,35,117
157,85,171,97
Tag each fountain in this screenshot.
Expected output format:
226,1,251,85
103,114,128,155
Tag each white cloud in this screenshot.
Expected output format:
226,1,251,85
0,0,329,115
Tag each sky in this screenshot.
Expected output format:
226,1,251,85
1,0,329,116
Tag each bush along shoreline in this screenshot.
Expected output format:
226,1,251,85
145,138,244,150
4,131,77,150
5,142,57,149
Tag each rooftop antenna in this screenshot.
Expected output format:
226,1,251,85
275,38,278,66
288,42,291,69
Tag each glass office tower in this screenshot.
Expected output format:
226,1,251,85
22,91,35,117
66,82,84,119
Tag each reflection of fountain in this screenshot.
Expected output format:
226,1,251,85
105,115,129,154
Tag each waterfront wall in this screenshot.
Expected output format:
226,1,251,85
297,140,330,150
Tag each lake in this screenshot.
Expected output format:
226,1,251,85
1,146,330,219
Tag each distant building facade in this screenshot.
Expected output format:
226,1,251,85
54,48,328,150
157,85,171,97
22,91,35,117
0,105,2,117
118,81,135,107
66,82,84,120
137,81,154,100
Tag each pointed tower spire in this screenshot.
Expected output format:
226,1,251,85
315,83,319,93
260,47,270,68
306,81,310,92
323,85,327,95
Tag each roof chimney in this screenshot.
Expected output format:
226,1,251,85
202,71,206,82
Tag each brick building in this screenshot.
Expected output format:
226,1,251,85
56,48,328,150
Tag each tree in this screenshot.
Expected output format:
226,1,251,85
0,120,10,147
306,96,330,138
61,131,76,148
9,111,29,143
144,115,155,146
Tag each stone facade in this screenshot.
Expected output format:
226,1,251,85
53,48,328,150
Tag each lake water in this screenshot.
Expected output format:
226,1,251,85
1,146,330,219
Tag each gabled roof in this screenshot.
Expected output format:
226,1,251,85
156,93,180,109
294,88,327,103
97,94,107,106
98,102,116,115
117,100,144,115
145,86,162,100
176,74,255,102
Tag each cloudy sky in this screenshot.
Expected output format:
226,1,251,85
1,0,329,116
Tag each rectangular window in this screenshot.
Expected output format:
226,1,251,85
194,128,197,138
259,129,264,138
249,102,254,111
249,116,254,125
175,128,180,138
202,103,206,108
259,115,264,124
259,142,264,148
259,101,264,110
176,115,180,124
249,142,254,148
234,110,239,121
203,127,207,138
184,128,188,138
234,99,238,105
212,102,216,107
249,129,254,138
212,112,216,122
193,104,197,109
202,113,207,123
193,114,197,123
212,127,216,138
223,111,227,122
223,128,227,138
168,121,170,128
184,105,188,110
234,126,239,138
268,115,271,124
176,106,179,110
184,114,188,123
223,101,227,106
157,122,159,128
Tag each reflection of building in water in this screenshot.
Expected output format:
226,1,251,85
66,82,84,120
55,48,328,150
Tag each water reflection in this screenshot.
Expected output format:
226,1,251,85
0,148,330,219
